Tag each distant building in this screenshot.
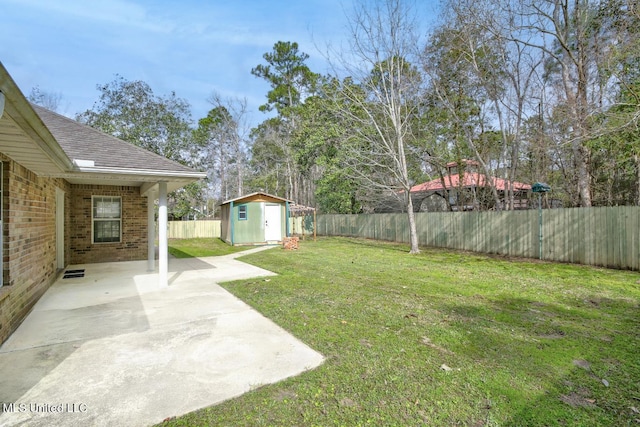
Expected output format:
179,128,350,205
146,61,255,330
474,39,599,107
410,160,531,212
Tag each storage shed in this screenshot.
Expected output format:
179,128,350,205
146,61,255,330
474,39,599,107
220,192,291,246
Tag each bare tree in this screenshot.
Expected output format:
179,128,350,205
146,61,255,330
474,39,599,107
193,92,250,202
327,0,425,253
514,0,610,207
249,117,298,200
27,86,63,112
423,5,503,210
424,0,544,210
207,92,250,199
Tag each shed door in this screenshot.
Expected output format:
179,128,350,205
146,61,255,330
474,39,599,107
264,204,282,241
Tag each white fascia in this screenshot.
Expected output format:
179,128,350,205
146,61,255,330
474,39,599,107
72,165,207,179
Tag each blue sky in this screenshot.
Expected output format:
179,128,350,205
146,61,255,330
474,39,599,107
1,0,439,127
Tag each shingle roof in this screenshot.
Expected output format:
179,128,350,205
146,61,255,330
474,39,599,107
32,105,197,174
410,172,531,193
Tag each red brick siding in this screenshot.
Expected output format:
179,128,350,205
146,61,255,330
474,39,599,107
69,185,148,264
0,160,150,345
0,157,70,344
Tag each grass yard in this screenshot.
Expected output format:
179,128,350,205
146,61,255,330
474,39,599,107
160,237,640,426
167,238,248,258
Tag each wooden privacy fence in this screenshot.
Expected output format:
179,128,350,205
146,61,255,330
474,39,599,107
167,217,312,240
168,220,222,239
317,207,640,271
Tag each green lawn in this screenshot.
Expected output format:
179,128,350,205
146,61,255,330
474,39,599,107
160,237,640,426
167,238,248,258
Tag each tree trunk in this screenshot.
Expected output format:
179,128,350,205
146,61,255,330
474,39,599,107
405,193,420,254
574,142,592,206
438,171,454,211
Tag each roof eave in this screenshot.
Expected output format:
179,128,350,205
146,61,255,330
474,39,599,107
51,168,206,196
71,165,207,179
0,62,74,173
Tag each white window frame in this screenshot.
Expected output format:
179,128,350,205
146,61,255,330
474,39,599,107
92,196,122,244
238,204,248,221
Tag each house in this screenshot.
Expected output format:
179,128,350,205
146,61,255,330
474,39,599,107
220,192,291,246
0,62,206,344
410,160,531,211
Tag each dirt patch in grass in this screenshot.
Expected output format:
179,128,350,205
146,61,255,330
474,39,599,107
560,392,597,408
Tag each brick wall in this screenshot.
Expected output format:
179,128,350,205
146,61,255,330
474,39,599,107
0,164,151,344
69,184,148,264
0,157,70,344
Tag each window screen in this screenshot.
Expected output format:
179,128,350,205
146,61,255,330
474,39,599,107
238,205,247,220
92,196,122,243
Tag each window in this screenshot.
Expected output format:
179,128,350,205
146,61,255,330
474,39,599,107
238,205,247,221
92,196,121,243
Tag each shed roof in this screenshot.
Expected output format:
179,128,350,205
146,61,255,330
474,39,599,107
221,192,292,206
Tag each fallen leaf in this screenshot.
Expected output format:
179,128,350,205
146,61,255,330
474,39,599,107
339,397,357,407
360,339,372,348
420,337,455,355
572,359,591,371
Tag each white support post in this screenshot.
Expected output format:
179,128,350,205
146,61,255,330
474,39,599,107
158,182,168,287
147,195,155,271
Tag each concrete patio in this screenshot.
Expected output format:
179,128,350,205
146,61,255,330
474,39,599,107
0,247,324,427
